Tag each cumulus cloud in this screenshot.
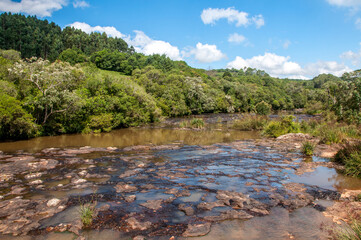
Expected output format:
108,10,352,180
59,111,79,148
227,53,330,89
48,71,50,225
227,52,351,79
73,0,89,8
186,43,226,63
0,0,67,17
340,44,361,65
228,33,246,44
326,0,361,7
69,22,126,38
69,22,182,60
128,31,182,60
201,7,264,28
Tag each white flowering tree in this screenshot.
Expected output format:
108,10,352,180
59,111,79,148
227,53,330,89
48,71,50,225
9,58,85,125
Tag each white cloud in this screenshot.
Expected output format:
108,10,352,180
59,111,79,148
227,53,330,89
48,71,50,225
187,43,226,63
283,40,291,49
127,31,182,61
228,33,246,44
305,61,352,77
69,22,126,38
326,0,361,7
73,0,89,8
69,23,182,60
340,44,361,65
252,14,265,28
0,0,67,17
201,7,264,28
226,52,351,79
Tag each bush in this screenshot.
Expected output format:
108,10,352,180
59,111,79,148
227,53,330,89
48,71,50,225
302,141,315,156
263,115,300,138
232,114,269,131
190,118,205,129
87,113,114,133
79,203,95,227
255,101,271,115
334,143,361,178
0,94,39,140
318,127,345,144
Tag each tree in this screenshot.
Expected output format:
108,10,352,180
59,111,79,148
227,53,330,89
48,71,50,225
9,57,85,125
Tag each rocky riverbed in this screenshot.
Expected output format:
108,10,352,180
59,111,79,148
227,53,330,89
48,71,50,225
0,131,360,239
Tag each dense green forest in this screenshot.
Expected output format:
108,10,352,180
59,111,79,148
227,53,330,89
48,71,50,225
0,13,360,140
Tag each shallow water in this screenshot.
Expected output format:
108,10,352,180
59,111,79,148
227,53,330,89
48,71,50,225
0,114,360,239
0,127,259,153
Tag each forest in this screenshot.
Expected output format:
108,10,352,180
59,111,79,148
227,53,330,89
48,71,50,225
0,12,360,140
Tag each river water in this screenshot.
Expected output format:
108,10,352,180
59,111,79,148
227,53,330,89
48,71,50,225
0,114,360,240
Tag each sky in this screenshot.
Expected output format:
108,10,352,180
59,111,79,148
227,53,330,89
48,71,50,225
1,0,361,79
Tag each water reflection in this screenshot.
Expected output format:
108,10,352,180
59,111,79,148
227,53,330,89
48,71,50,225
0,128,260,153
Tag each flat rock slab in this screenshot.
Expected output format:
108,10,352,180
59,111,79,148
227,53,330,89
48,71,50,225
140,199,163,211
114,183,138,193
183,222,211,237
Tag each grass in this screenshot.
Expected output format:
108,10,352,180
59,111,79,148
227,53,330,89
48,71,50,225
335,220,361,240
334,142,361,178
79,203,96,227
302,141,315,156
263,115,301,138
231,114,269,131
179,118,205,129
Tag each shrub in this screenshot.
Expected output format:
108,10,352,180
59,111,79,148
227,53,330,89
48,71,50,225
334,143,361,178
255,101,271,115
87,113,114,133
302,141,315,156
0,94,39,140
318,127,345,145
190,118,205,129
263,115,300,138
232,114,269,131
79,203,95,227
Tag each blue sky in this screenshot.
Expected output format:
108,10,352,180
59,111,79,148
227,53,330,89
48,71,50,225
1,0,361,79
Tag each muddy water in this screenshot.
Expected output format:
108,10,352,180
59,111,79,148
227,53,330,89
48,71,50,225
1,116,361,240
0,127,259,153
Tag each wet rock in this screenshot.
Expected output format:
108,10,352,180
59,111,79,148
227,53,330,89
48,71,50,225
125,195,136,203
164,188,179,195
340,189,361,201
115,183,138,193
24,172,43,180
125,217,152,230
119,170,140,178
133,236,146,240
10,185,26,195
178,204,194,216
72,178,87,184
203,209,253,221
0,197,67,236
0,173,13,182
47,198,61,207
175,190,191,197
182,222,211,237
29,179,43,185
140,199,163,211
197,200,225,210
276,133,312,141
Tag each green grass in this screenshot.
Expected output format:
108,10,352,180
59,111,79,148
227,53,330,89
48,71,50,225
190,118,205,129
302,141,315,156
79,203,96,227
334,142,361,178
231,114,269,131
263,115,301,138
335,221,361,240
